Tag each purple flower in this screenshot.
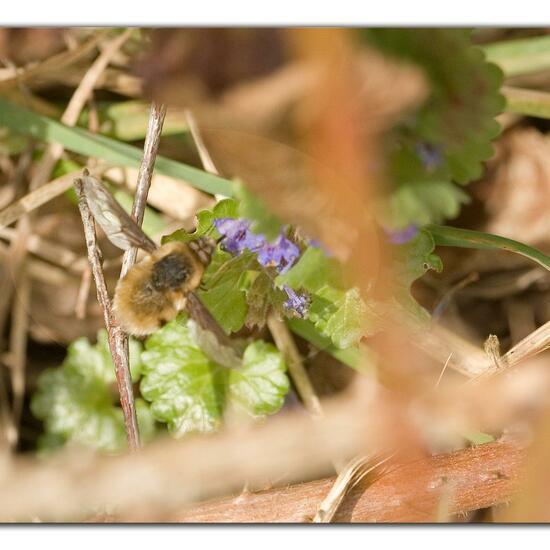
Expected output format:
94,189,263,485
282,285,310,318
385,224,419,245
415,142,443,172
214,218,265,255
257,234,300,274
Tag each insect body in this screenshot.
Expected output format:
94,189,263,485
114,240,210,335
78,171,229,346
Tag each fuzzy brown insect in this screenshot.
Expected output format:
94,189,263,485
78,171,233,351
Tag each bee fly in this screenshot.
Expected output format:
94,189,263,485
77,171,239,364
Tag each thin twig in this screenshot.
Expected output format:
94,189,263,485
74,177,140,451
119,102,167,278
110,101,166,450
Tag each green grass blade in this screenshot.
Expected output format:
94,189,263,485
482,35,550,77
428,224,550,272
0,97,234,197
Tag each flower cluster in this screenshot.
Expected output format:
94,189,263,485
214,217,309,317
282,285,310,319
214,218,299,275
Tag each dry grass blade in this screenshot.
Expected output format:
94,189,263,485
0,171,81,229
313,453,395,523
0,31,106,89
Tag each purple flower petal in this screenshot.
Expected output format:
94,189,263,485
257,234,300,274
282,285,310,318
385,224,419,245
214,218,266,255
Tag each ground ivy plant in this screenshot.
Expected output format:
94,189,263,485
33,28,542,454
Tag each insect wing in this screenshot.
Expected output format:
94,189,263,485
81,173,157,253
186,292,243,368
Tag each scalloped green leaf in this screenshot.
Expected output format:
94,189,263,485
162,198,239,244
30,331,155,453
140,320,289,437
277,247,373,348
363,28,505,228
229,341,289,416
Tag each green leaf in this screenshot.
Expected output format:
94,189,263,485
0,97,235,197
140,320,289,436
389,229,443,320
31,331,154,453
287,318,367,372
309,287,374,349
363,29,504,228
376,180,470,228
163,198,239,244
140,321,227,435
229,341,289,416
198,250,256,334
276,247,343,292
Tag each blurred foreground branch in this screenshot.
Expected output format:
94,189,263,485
0,391,383,521
162,440,524,523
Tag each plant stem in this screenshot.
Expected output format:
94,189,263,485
74,178,140,451
267,313,322,417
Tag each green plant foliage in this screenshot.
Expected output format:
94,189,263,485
31,331,155,453
198,250,256,334
389,229,443,319
162,198,239,244
363,28,505,229
277,248,373,348
140,319,289,436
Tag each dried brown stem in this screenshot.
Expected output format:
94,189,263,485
266,313,322,417
0,32,106,90
74,178,140,451
108,101,166,450
119,102,167,278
